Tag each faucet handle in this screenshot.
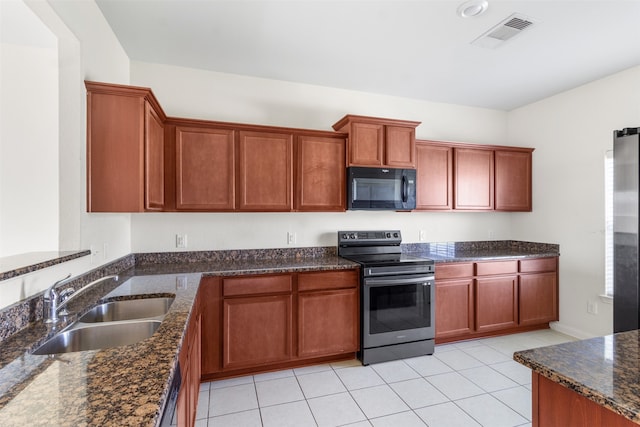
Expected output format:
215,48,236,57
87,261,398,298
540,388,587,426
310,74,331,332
58,288,76,316
59,288,75,302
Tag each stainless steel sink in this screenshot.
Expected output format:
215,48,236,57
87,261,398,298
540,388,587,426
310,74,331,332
33,320,162,355
78,297,174,323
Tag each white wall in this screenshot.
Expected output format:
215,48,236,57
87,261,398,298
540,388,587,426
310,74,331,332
0,0,59,257
508,65,640,338
130,62,514,251
0,0,131,310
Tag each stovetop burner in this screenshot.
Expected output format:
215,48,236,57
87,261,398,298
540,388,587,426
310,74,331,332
337,230,434,276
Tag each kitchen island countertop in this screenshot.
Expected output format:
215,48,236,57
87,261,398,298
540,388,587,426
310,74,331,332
514,330,640,424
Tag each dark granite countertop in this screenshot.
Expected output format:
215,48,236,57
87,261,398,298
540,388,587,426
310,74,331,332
514,331,640,424
402,240,559,262
0,250,91,281
0,253,358,427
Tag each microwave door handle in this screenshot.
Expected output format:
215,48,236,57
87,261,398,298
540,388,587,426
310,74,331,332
402,175,408,202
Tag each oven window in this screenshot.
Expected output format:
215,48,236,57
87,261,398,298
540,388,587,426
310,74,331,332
369,284,431,334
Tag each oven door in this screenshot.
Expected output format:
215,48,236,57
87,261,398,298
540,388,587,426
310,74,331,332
362,274,435,348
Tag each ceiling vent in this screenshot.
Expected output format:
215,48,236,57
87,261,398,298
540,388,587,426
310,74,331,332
471,13,538,49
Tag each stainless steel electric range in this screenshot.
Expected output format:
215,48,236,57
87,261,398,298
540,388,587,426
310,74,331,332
338,230,435,365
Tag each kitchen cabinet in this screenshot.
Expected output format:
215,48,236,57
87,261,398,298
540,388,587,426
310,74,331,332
86,81,166,212
222,275,293,370
435,263,475,339
295,134,346,211
177,290,201,427
332,115,421,167
200,277,222,376
201,268,360,380
435,257,558,343
475,261,519,334
415,141,453,210
495,149,533,211
238,130,293,211
519,257,559,326
297,270,359,358
415,140,533,212
175,126,236,210
454,147,494,210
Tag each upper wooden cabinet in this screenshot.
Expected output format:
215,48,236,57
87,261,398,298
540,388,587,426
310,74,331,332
175,126,236,210
495,149,533,212
86,81,166,212
332,115,421,167
295,134,346,212
415,139,534,212
454,147,495,210
416,141,453,210
238,130,293,211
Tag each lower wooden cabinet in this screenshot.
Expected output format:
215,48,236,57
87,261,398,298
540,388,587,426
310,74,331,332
201,269,360,379
223,294,293,370
297,270,359,359
435,257,559,343
435,278,474,339
177,294,201,427
475,275,518,332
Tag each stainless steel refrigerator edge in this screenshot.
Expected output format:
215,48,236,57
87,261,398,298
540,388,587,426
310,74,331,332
614,127,640,333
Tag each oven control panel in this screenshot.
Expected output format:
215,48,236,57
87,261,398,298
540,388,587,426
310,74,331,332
338,230,402,245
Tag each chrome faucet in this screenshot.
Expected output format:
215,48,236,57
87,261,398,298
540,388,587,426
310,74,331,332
44,274,119,324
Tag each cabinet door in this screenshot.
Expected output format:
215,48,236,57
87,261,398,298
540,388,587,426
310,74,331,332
495,150,532,211
200,277,222,377
454,148,494,210
476,275,518,332
298,288,359,358
223,295,292,370
238,131,293,211
349,122,384,166
145,101,165,210
176,127,235,210
416,142,453,210
295,135,346,211
385,125,415,168
435,278,474,339
519,273,558,326
87,91,145,212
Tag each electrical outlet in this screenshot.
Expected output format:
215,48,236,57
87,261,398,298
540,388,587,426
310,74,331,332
176,234,187,249
90,244,101,264
587,301,598,315
176,275,188,290
287,232,296,245
419,230,426,241
488,229,495,239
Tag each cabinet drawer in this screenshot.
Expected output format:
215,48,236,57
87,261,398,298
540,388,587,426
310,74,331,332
298,270,359,292
476,260,518,276
223,275,292,296
519,257,557,273
435,263,474,280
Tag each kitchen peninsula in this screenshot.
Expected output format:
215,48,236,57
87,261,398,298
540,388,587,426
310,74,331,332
515,332,640,426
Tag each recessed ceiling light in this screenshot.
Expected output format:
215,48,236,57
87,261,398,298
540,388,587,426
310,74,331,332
457,0,489,18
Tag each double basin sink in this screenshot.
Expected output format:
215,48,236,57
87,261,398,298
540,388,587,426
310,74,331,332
34,297,174,355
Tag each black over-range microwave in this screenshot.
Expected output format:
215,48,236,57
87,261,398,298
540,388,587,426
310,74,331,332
347,167,416,210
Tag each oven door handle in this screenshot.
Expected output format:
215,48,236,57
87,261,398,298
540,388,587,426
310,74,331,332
365,276,433,287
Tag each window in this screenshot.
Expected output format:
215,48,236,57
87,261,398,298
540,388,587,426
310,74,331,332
605,150,614,297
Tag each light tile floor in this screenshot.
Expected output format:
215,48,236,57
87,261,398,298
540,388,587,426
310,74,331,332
195,329,575,427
